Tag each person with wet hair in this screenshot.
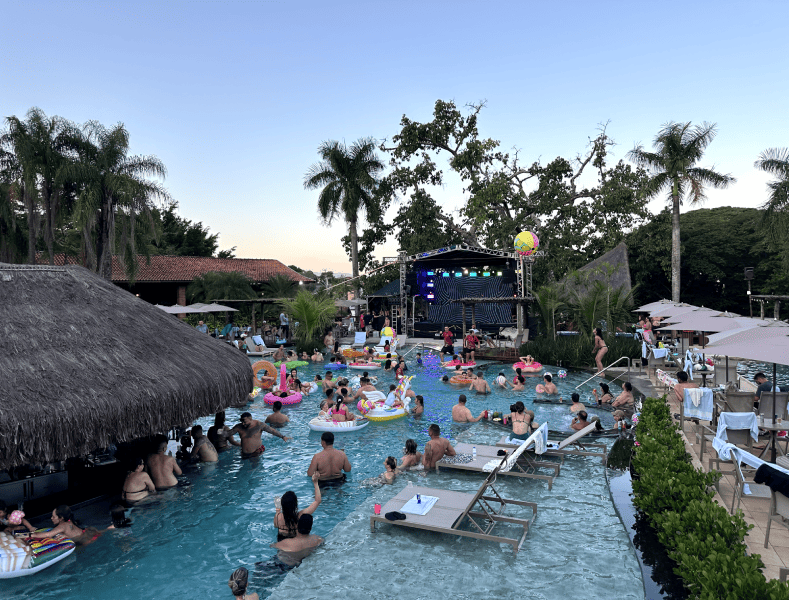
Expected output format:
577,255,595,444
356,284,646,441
381,457,397,483
273,473,321,541
228,566,259,599
592,382,614,405
399,439,422,470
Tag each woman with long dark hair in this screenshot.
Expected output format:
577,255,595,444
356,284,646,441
273,473,321,541
29,505,101,545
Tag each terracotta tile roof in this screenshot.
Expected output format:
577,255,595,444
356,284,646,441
44,254,313,283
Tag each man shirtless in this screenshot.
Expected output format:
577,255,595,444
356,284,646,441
452,395,486,422
612,382,635,415
540,373,558,394
352,377,378,401
270,514,324,566
147,440,183,489
229,412,291,459
265,401,290,426
672,371,698,405
307,432,352,483
322,372,337,392
468,371,491,395
422,424,456,469
273,345,287,362
189,425,218,462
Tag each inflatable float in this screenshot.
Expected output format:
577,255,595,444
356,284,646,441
325,363,348,370
449,376,473,385
251,360,277,389
513,361,542,373
349,362,380,371
0,531,75,579
264,391,302,406
356,382,412,422
342,349,366,359
443,360,477,370
308,417,370,433
273,360,308,369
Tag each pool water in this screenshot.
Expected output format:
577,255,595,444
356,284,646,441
5,355,643,600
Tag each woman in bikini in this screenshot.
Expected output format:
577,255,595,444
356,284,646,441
399,439,423,470
121,457,156,503
29,505,100,546
286,369,299,391
593,327,608,373
509,401,537,441
273,474,321,541
328,400,352,422
381,457,397,484
228,566,259,600
591,382,614,405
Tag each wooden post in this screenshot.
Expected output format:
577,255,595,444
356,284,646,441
462,303,467,345
251,303,256,334
761,301,765,320
471,303,476,331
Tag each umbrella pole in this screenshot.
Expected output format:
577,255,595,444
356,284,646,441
725,356,729,383
772,362,778,464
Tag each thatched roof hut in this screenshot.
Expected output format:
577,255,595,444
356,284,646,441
563,242,632,295
0,263,252,470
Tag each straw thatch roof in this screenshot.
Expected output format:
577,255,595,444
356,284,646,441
564,242,632,294
0,263,252,470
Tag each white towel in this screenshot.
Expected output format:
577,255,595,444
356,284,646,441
717,412,759,443
642,341,648,359
687,388,703,407
713,438,789,475
652,347,668,359
684,388,713,421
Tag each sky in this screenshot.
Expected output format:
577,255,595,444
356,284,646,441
2,0,788,273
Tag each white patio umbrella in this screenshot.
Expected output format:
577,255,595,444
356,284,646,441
633,299,675,313
656,314,761,333
186,302,238,312
155,304,203,314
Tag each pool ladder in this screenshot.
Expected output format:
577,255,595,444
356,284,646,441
575,356,632,389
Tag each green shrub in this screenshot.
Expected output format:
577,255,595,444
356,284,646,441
632,398,789,600
518,335,640,368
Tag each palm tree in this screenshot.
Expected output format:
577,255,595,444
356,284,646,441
279,290,336,352
755,148,789,262
69,121,169,280
187,271,256,304
534,282,566,340
262,274,296,299
304,138,384,284
627,122,735,302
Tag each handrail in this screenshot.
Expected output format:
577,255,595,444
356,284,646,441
399,341,425,359
575,356,631,389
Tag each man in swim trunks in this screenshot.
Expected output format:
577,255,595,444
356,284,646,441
468,370,491,394
208,412,231,451
147,440,183,489
270,514,324,566
440,326,455,362
189,425,218,462
451,395,486,423
229,412,291,459
265,400,290,426
307,432,352,483
422,424,456,469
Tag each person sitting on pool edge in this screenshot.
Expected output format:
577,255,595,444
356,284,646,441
229,412,291,459
307,432,352,483
452,394,486,423
571,411,590,431
422,424,456,469
266,401,290,426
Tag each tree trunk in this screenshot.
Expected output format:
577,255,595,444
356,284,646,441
671,182,681,303
349,219,360,297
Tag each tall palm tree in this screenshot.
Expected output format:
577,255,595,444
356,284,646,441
627,122,735,302
755,148,789,262
262,274,296,299
69,121,169,280
304,138,384,283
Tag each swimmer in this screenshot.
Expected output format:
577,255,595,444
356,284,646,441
415,352,423,366
571,411,590,431
311,348,324,362
509,402,537,441
190,425,219,462
611,382,635,416
441,375,450,384
121,457,156,503
512,375,526,391
228,567,259,600
322,372,336,391
412,395,424,417
381,457,397,484
229,412,291,459
300,352,311,361
270,514,324,566
422,424,456,469
399,439,422,471
494,372,511,389
0,499,34,533
307,432,351,482
536,373,557,394
265,400,290,426
274,473,321,541
147,439,183,489
468,370,491,394
569,393,585,413
451,394,485,423
592,382,614,405
208,412,232,451
29,505,100,546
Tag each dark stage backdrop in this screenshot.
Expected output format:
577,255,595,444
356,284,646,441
417,272,516,325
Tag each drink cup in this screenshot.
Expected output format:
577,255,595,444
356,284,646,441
374,503,381,515
417,494,421,504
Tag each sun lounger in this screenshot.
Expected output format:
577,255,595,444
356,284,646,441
496,423,608,464
370,464,538,554
351,332,367,349
244,337,273,357
436,424,560,489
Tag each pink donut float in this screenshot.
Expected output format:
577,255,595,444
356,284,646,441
264,391,302,405
513,361,542,373
443,360,477,369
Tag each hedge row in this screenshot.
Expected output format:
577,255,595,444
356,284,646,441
518,335,640,368
631,398,789,600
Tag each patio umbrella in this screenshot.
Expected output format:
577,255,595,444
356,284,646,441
187,302,238,312
155,304,203,314
656,314,760,333
634,299,675,313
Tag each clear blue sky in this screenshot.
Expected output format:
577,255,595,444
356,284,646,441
3,0,787,272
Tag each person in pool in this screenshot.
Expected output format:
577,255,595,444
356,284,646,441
612,382,635,415
286,369,299,391
494,372,511,389
29,505,100,546
571,411,591,431
322,372,337,392
274,473,321,541
229,412,291,459
591,382,614,405
422,424,456,469
452,395,486,423
509,402,537,440
411,395,424,417
266,401,290,426
468,370,491,394
399,439,422,470
517,355,536,366
613,410,630,430
0,500,34,533
441,375,450,384
311,348,324,362
538,373,558,394
273,345,287,362
121,457,156,503
147,440,183,489
381,457,397,484
270,514,324,566
208,412,232,451
307,432,352,483
415,352,423,365
228,567,259,600
190,425,219,463
512,375,526,391
569,393,585,413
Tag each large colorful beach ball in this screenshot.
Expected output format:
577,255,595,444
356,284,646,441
382,327,394,337
514,231,539,256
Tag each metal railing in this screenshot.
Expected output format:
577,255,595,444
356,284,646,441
575,356,632,389
399,341,425,360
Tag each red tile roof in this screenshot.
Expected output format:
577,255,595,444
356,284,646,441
45,254,313,283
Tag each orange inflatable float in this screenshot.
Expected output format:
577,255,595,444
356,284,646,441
449,376,473,385
251,360,277,389
342,348,366,359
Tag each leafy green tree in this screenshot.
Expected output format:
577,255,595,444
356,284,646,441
68,121,169,280
0,181,26,262
262,274,296,298
304,138,385,282
755,147,789,265
627,122,735,303
279,290,336,352
393,195,455,255
186,271,256,303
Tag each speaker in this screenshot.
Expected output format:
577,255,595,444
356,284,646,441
744,267,754,281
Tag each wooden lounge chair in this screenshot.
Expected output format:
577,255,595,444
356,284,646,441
496,423,608,464
370,464,538,554
244,336,273,357
436,425,560,489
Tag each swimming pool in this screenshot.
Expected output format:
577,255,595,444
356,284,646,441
5,355,643,599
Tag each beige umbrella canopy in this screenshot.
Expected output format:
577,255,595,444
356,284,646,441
155,304,203,314
656,314,768,333
189,302,238,312
634,299,675,313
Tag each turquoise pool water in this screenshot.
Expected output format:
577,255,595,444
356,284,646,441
5,355,642,600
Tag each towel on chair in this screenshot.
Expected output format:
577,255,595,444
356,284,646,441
754,464,789,498
651,347,668,360
717,412,759,443
684,388,713,421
